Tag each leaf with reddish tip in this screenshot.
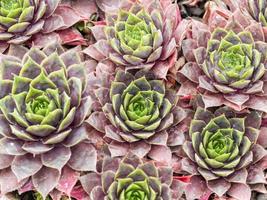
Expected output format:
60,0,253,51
185,175,210,200
32,167,60,199
56,166,79,196
70,186,90,200
58,28,87,46
44,5,83,33
18,180,34,194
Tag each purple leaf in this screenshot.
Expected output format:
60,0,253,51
32,167,60,199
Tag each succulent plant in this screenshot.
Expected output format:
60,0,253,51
0,0,60,44
80,154,186,200
177,7,267,113
0,43,97,198
84,0,182,79
87,64,188,163
182,106,267,200
241,0,267,26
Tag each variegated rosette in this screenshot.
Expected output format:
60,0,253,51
87,61,188,164
80,153,186,200
0,0,60,44
0,43,98,198
181,106,267,200
177,6,267,113
84,0,183,79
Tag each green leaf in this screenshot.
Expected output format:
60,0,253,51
230,80,251,89
204,158,224,168
48,68,70,94
26,124,56,137
46,88,61,108
206,147,220,159
8,22,30,33
25,112,44,124
10,109,29,127
214,153,230,162
30,70,57,91
125,120,145,130
229,118,245,132
133,77,151,91
12,75,31,94
199,142,208,158
214,69,228,84
133,46,153,59
0,95,15,122
25,85,44,103
117,178,133,195
43,129,72,145
41,109,62,126
203,120,220,134
0,16,17,27
126,13,142,25
223,156,241,169
203,130,214,148
7,8,22,18
123,92,133,110
228,144,239,161
259,12,267,26
18,6,34,22
239,136,252,156
160,98,172,119
252,49,262,68
218,39,232,52
148,107,159,123
110,38,122,54
23,0,31,8
10,124,36,141
135,115,151,125
61,92,71,118
213,114,231,128
211,28,228,40
127,168,148,181
58,107,76,132
143,119,161,131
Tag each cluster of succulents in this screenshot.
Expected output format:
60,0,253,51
1,0,267,200
0,0,60,44
80,154,185,200
183,106,266,199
